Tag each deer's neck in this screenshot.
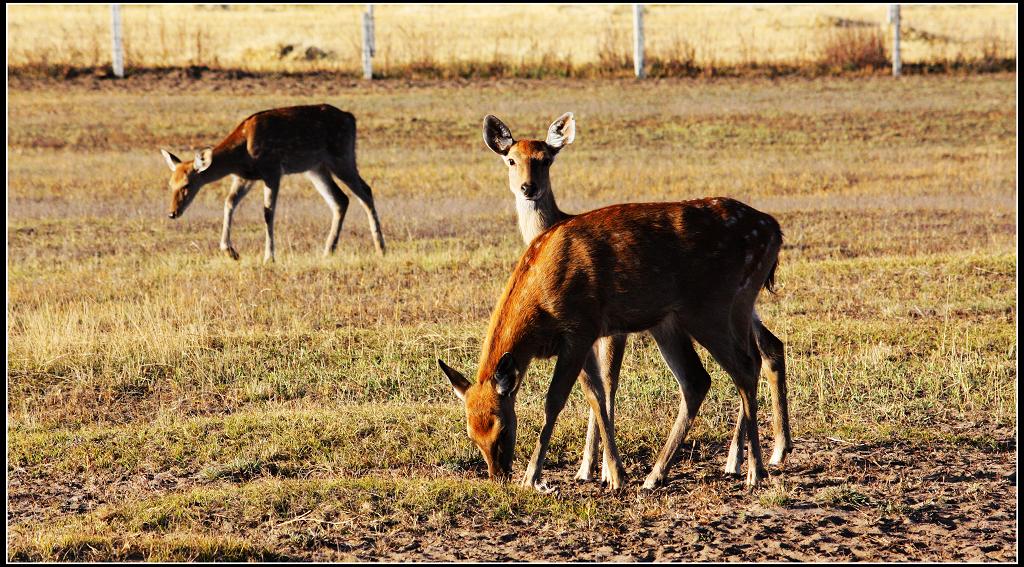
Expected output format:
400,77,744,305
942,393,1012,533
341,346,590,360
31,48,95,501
515,191,571,244
476,313,542,393
196,140,248,188
476,256,554,385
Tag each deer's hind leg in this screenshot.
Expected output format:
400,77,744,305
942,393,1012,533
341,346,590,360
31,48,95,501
643,316,712,489
724,404,747,476
306,166,350,256
574,353,602,483
328,157,385,256
723,315,792,475
754,314,793,466
695,316,768,488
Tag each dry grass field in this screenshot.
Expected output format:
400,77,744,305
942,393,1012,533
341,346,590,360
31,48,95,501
7,4,1018,76
6,69,1018,560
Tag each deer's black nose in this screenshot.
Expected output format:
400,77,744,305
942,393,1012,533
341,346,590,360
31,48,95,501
168,212,177,219
521,183,538,199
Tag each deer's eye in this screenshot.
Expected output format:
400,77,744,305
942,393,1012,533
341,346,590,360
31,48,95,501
508,159,515,166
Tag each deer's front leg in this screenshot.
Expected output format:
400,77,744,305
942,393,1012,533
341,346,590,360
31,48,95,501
221,176,253,261
523,346,590,492
577,349,627,490
575,335,627,484
261,171,281,264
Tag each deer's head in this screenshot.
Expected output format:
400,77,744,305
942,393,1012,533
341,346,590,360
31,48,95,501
160,148,213,219
438,353,520,481
483,113,575,202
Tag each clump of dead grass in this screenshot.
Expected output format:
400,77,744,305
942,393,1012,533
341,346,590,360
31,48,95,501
817,26,889,72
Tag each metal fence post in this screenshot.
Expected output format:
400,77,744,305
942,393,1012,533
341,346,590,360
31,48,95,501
362,4,375,80
111,4,125,78
889,4,901,77
633,4,645,79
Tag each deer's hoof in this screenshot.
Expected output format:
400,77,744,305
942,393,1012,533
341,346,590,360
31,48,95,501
641,473,664,491
222,246,240,261
769,445,793,467
529,480,557,495
724,453,744,476
605,468,627,491
746,467,768,489
573,468,595,483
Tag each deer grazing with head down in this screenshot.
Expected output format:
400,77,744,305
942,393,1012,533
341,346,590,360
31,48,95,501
452,112,793,490
161,104,385,262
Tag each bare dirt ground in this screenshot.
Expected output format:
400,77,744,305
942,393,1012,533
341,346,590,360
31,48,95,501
8,427,1015,562
312,432,1017,562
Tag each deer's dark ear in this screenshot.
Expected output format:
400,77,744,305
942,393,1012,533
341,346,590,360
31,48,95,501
483,115,515,156
161,149,181,172
545,112,575,152
439,359,471,401
494,352,517,396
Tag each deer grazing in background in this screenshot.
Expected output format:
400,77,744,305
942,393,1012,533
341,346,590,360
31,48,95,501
161,104,385,262
440,198,784,489
474,113,793,489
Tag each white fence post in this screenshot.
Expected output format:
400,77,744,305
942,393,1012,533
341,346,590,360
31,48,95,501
362,4,375,80
889,4,901,77
633,4,645,78
111,4,125,78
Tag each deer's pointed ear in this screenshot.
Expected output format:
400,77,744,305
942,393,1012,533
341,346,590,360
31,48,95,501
439,359,471,401
545,112,576,151
193,147,214,173
161,149,181,172
494,352,518,397
483,115,515,156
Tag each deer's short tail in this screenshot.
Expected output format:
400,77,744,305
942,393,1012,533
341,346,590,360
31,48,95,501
763,258,779,295
762,223,784,294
